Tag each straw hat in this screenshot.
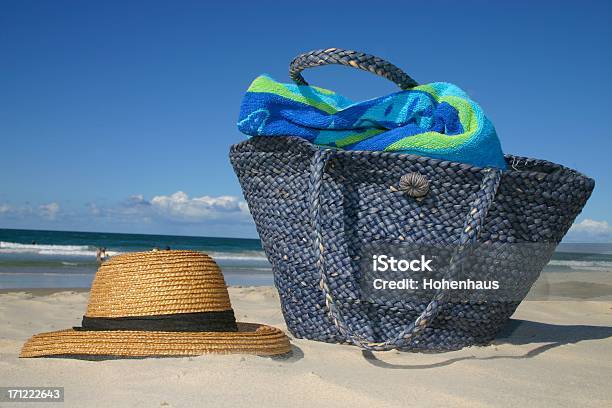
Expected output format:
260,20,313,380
20,250,291,358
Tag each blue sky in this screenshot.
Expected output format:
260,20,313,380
1,0,611,240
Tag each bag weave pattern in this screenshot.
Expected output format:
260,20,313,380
230,136,593,351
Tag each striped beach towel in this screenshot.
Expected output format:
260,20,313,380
238,75,506,169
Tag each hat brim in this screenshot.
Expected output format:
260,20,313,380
20,322,291,358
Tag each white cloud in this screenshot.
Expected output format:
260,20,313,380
570,219,612,234
127,194,150,207
0,202,34,218
39,202,60,220
566,219,612,242
149,191,249,221
0,193,254,235
87,203,101,216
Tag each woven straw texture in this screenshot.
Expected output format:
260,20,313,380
86,250,231,317
21,250,291,358
229,136,594,351
20,324,290,358
289,48,418,89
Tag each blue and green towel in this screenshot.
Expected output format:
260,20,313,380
238,75,506,169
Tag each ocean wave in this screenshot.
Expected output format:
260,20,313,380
0,271,94,276
208,251,268,262
547,259,612,272
0,241,120,257
0,241,264,262
1,241,89,251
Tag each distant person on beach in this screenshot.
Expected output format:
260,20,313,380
31,241,36,245
95,248,108,263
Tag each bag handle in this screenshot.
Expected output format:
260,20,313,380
309,150,502,351
290,48,419,90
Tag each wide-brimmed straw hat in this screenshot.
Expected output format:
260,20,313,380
20,250,291,358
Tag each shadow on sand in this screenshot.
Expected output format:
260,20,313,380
362,318,612,369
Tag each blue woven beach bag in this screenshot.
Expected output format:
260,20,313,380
229,49,594,351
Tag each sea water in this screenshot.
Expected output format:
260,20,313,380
0,229,272,288
0,228,610,289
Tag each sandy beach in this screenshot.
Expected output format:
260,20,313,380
2,0,610,406
1,275,611,408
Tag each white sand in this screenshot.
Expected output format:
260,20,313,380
1,282,611,408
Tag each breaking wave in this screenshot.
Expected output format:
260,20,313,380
0,241,120,257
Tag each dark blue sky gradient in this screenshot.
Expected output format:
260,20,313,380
1,0,610,237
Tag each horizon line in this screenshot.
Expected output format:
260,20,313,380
0,227,261,241
1,227,611,245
